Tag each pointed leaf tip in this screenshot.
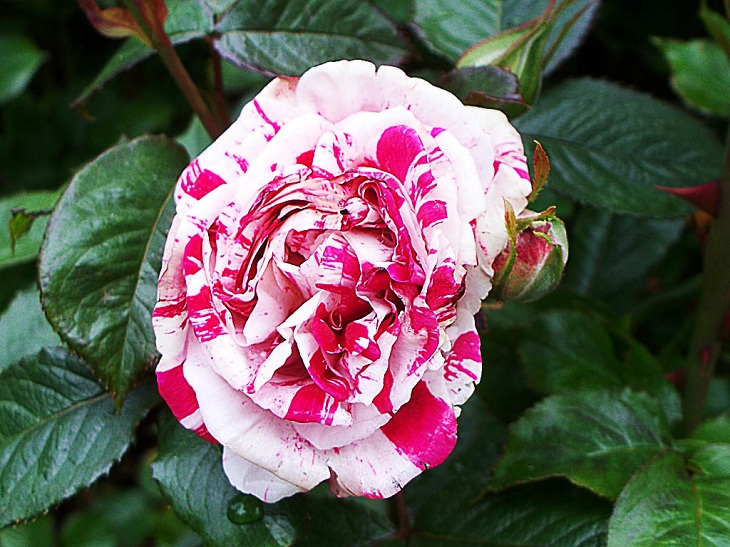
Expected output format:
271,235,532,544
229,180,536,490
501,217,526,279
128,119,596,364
78,0,149,45
657,179,722,215
529,140,550,202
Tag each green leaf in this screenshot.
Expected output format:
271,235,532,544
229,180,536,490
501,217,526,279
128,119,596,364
214,0,407,76
704,377,730,420
206,0,240,13
516,79,723,217
0,33,46,104
177,115,213,159
438,66,525,112
413,0,598,73
608,446,730,546
369,0,414,24
413,0,498,60
165,0,216,39
654,38,730,116
152,412,281,547
478,305,540,422
0,190,61,269
692,414,730,443
58,487,199,547
277,496,396,546
39,136,189,402
0,347,158,526
506,0,600,75
562,208,685,309
700,2,730,61
519,310,622,391
457,6,556,111
411,479,611,546
8,209,45,254
491,389,673,499
153,412,396,546
0,515,54,546
72,0,215,107
0,287,60,374
519,309,682,426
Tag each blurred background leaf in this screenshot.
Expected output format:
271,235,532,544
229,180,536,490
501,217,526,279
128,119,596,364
654,37,730,116
0,32,46,104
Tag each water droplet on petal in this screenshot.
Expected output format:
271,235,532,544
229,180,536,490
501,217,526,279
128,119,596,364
227,494,264,524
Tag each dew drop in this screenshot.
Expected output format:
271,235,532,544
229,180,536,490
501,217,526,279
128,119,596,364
227,494,264,524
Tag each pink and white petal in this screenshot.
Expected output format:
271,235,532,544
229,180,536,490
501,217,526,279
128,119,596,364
153,220,190,361
177,183,237,240
180,75,303,178
248,337,294,393
184,237,258,391
239,113,333,185
223,447,307,502
242,75,304,131
344,327,398,406
443,313,482,406
327,377,457,498
310,129,353,178
294,403,391,450
204,130,276,214
249,376,353,427
156,359,217,443
296,60,386,123
176,76,303,214
335,107,438,180
371,324,433,414
183,344,330,491
469,106,530,181
431,129,488,264
326,429,420,499
242,262,301,345
174,119,283,214
296,62,484,157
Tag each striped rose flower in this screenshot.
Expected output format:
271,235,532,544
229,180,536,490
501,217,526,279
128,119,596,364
153,60,532,502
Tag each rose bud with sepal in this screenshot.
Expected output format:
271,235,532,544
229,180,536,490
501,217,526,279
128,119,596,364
491,206,568,302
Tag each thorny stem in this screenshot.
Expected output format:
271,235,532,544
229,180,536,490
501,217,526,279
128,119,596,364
123,0,224,140
681,125,730,435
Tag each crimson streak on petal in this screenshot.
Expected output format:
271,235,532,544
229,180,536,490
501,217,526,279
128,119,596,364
380,381,457,470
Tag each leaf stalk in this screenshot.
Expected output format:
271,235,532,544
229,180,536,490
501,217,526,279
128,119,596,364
122,0,224,140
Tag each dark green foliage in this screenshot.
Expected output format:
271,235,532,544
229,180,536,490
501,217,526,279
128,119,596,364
0,348,158,526
39,136,188,402
2,0,729,544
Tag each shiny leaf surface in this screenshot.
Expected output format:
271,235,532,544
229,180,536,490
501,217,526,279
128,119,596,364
491,389,673,499
39,136,188,402
0,348,157,526
516,79,723,217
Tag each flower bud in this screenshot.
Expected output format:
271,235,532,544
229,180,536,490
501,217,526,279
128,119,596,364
491,212,568,302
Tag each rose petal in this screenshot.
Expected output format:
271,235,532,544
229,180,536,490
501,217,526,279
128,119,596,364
327,375,456,498
183,341,330,492
443,315,482,406
222,447,306,503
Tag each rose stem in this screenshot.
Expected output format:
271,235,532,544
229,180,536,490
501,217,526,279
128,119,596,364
209,38,231,129
389,491,412,539
681,125,730,435
122,0,224,140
